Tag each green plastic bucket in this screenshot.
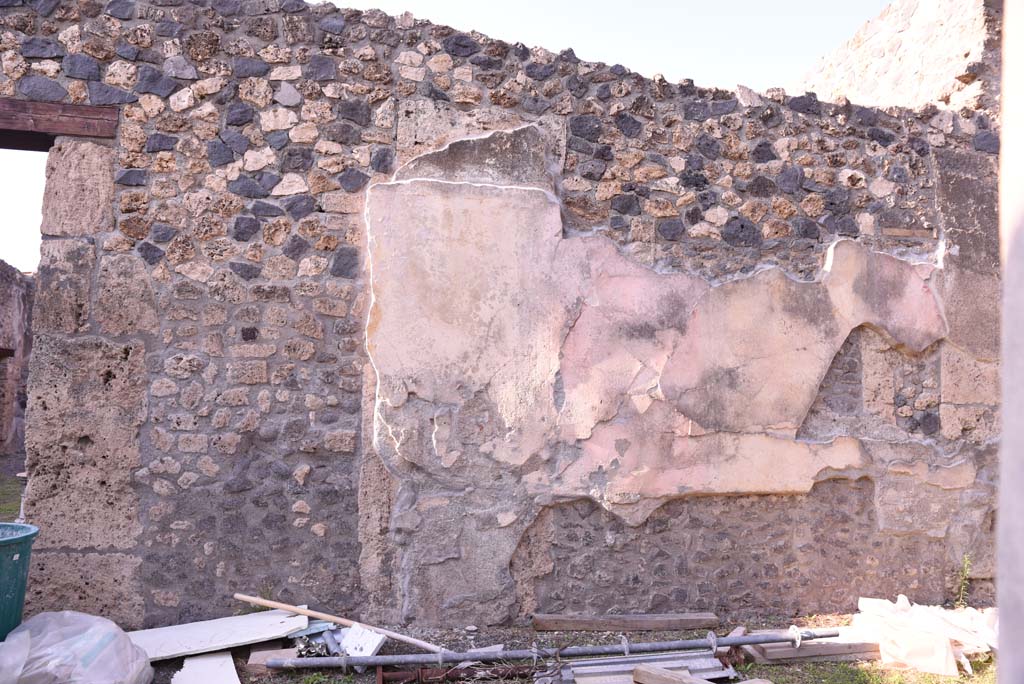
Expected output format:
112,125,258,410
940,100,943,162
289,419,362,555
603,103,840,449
0,523,38,641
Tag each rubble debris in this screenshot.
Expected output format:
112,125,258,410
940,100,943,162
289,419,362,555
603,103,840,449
292,623,386,672
128,608,307,661
532,614,720,632
268,629,838,670
296,634,334,658
234,593,440,653
171,652,240,684
230,604,387,674
851,595,997,676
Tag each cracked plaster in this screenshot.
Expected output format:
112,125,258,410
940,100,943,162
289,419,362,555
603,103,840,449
364,125,960,622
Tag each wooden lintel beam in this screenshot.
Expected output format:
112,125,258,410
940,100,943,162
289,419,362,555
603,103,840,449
0,98,118,139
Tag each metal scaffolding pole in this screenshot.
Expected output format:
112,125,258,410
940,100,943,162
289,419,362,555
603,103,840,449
268,628,841,670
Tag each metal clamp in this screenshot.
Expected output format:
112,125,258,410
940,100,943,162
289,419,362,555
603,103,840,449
706,631,718,652
788,625,802,649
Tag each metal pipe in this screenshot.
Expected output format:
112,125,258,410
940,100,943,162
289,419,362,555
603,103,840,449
378,665,541,684
267,628,840,670
323,629,342,656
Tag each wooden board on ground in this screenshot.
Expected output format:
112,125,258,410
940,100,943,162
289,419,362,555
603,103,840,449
747,648,879,664
245,647,298,675
532,613,719,631
129,608,308,661
740,644,768,664
171,651,241,684
742,629,879,664
758,641,881,659
632,663,710,684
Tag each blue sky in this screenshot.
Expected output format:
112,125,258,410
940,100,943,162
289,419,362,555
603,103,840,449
0,0,891,272
345,0,892,91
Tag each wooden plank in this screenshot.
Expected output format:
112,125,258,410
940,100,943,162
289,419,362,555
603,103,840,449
245,647,298,675
715,626,745,658
744,628,880,663
740,645,769,664
632,664,710,684
0,98,118,120
759,641,880,659
171,652,241,684
0,98,118,138
0,113,116,137
531,613,719,632
754,651,879,664
128,608,308,662
578,670,721,684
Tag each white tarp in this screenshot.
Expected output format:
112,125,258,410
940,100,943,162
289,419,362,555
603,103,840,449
850,595,997,676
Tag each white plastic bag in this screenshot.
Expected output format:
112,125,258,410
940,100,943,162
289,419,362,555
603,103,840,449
0,630,31,684
0,611,152,684
851,595,998,677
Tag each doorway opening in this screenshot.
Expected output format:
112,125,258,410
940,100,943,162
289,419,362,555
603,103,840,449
0,144,48,522
0,97,119,523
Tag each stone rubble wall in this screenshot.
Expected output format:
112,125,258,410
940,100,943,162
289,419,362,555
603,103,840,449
0,259,32,459
801,0,1003,118
0,0,1000,627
